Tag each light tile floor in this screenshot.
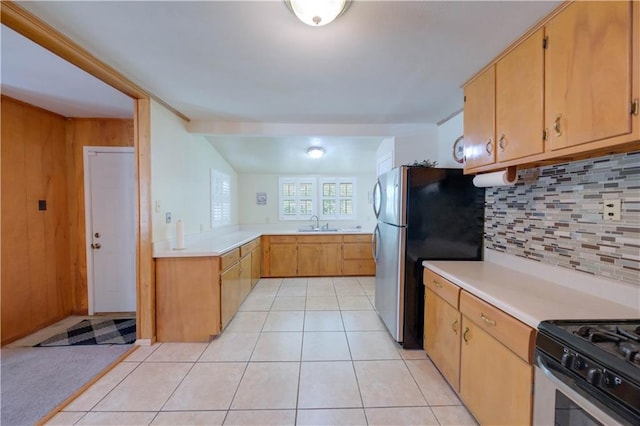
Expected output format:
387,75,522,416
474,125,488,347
47,277,477,425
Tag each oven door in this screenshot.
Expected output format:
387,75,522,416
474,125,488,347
534,352,632,426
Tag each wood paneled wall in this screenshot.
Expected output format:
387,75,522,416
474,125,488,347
66,118,134,313
1,96,72,344
1,96,134,345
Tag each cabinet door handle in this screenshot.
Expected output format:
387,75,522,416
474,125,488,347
433,279,443,289
485,139,493,155
498,134,506,151
452,320,459,334
554,114,563,136
481,313,496,327
463,327,470,343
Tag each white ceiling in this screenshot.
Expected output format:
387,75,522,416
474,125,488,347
15,0,560,125
207,135,382,174
0,25,133,118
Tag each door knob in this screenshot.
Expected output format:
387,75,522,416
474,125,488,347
91,243,102,249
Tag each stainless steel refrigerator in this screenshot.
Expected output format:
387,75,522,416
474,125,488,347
372,166,485,349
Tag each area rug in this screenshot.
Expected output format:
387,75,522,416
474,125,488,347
1,345,132,425
34,318,136,347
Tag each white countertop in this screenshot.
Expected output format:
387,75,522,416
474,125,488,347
423,250,640,328
153,228,370,258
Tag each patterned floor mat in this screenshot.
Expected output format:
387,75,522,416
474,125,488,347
34,318,136,346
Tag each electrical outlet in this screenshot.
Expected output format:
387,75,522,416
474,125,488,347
165,212,172,224
603,200,621,221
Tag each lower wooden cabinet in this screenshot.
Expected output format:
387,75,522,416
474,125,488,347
156,237,262,342
424,287,461,392
460,316,533,426
250,244,261,287
343,235,375,276
297,236,342,276
220,261,241,330
423,268,535,425
156,257,221,342
262,234,375,277
268,237,298,277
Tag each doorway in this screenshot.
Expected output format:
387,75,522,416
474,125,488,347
84,147,136,314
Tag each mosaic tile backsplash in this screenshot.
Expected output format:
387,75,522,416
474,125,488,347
485,151,640,286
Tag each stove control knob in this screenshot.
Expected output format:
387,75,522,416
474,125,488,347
561,353,573,368
587,368,603,385
572,356,586,370
601,372,620,388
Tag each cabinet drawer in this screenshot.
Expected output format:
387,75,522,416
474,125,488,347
297,235,343,244
268,235,297,243
240,238,259,257
343,259,375,276
343,243,372,260
460,291,535,363
343,234,371,243
423,269,460,308
221,248,240,271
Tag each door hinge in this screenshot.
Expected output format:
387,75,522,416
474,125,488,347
543,36,548,49
463,95,467,103
543,129,548,141
631,99,639,116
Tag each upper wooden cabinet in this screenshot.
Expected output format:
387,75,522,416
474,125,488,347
546,1,635,150
496,29,545,162
464,0,639,173
463,66,496,169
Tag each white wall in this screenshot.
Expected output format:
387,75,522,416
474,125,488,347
150,100,238,241
392,126,439,167
438,111,464,169
238,172,377,231
375,126,440,175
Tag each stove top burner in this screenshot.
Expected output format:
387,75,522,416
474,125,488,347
566,321,640,366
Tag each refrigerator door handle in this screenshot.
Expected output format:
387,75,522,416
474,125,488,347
372,224,380,262
372,179,382,218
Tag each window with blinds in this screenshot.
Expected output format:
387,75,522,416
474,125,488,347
278,177,317,221
278,176,356,221
319,177,356,220
211,169,231,227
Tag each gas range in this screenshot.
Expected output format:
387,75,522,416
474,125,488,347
535,319,640,425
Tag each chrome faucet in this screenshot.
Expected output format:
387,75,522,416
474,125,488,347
309,215,320,230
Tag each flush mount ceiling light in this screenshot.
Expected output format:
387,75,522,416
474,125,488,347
307,146,325,158
285,0,351,26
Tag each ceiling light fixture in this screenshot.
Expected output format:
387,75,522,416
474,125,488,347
285,0,351,26
307,146,325,158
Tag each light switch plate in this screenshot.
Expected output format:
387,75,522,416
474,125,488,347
603,199,621,221
165,212,172,224
155,200,162,213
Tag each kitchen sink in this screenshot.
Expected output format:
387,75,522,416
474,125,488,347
297,227,339,232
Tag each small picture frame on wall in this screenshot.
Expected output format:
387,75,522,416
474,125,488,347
453,136,465,164
256,192,267,205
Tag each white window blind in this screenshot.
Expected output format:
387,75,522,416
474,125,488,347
278,177,317,221
319,177,357,220
211,170,231,227
278,176,357,221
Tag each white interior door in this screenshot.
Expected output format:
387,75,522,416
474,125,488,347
86,149,136,313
